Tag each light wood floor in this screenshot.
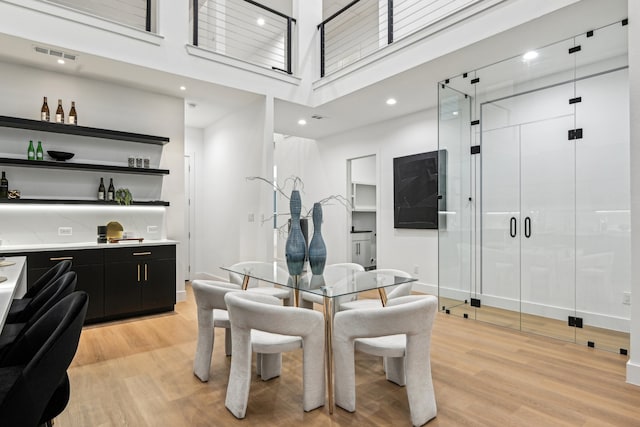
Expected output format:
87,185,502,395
57,285,640,426
441,297,631,354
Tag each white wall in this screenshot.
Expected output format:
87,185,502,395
627,0,640,386
194,97,273,278
0,60,186,300
276,109,440,287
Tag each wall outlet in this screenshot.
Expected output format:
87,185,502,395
147,225,158,233
58,227,72,236
623,292,631,305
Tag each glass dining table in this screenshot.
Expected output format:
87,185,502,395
220,262,417,414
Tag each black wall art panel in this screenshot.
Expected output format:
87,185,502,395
393,150,446,229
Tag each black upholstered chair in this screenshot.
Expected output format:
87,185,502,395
0,291,88,427
0,271,77,355
6,260,72,323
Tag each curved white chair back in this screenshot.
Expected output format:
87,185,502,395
224,292,325,418
333,295,438,426
228,261,293,305
337,268,412,311
191,280,241,381
300,263,365,309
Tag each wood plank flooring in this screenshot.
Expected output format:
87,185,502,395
57,285,640,426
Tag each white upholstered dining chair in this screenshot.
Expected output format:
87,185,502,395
333,295,439,426
224,292,325,419
338,268,413,311
227,261,294,305
191,280,241,382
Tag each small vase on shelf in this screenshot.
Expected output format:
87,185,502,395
308,202,327,275
285,190,307,276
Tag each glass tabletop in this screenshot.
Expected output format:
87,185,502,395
221,262,416,298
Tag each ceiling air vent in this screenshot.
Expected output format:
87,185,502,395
34,46,77,61
311,114,326,120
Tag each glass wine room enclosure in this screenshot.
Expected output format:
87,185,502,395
438,20,630,353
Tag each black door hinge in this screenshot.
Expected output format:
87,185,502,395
471,119,480,126
470,298,481,308
471,77,480,84
568,316,583,328
569,97,582,104
470,145,481,155
569,45,582,54
568,129,583,140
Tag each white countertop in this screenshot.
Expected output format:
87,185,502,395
0,256,27,330
0,240,179,253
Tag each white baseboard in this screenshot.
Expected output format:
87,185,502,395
626,360,640,386
176,289,187,302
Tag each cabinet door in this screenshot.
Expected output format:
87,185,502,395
104,261,141,316
141,258,176,311
74,264,105,321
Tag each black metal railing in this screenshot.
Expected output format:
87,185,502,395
319,0,483,77
191,0,295,74
47,0,153,32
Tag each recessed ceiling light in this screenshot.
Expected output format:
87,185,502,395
523,51,538,61
57,59,65,64
386,98,397,105
452,111,459,116
180,86,186,91
298,119,307,126
257,17,265,26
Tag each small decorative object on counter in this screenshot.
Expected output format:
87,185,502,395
115,188,132,205
7,190,20,199
41,96,50,121
0,172,8,199
69,101,77,125
98,177,105,200
107,178,115,201
27,140,35,160
143,157,150,168
136,157,143,168
36,141,44,161
308,202,327,275
128,156,135,168
97,225,107,244
55,99,64,123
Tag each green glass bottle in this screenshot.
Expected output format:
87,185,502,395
36,141,44,161
28,140,35,160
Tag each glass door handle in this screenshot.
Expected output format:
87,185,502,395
510,217,517,238
524,217,532,238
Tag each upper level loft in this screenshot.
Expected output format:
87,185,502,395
0,0,582,103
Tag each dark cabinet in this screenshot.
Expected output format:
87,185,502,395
0,244,176,323
15,249,104,322
104,245,176,317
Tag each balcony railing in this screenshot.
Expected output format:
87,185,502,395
191,0,296,74
319,0,483,77
46,0,153,32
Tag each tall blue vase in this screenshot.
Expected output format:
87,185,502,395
309,202,327,275
285,190,307,276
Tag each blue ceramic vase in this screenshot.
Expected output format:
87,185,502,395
285,190,307,276
308,202,327,275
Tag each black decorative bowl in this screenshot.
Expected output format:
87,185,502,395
47,151,75,161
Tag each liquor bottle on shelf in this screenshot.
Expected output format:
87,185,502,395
0,171,8,199
28,140,35,160
55,99,64,123
41,96,50,121
98,177,105,200
36,141,44,160
107,178,115,201
69,101,77,125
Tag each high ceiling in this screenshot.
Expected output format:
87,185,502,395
0,0,628,139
